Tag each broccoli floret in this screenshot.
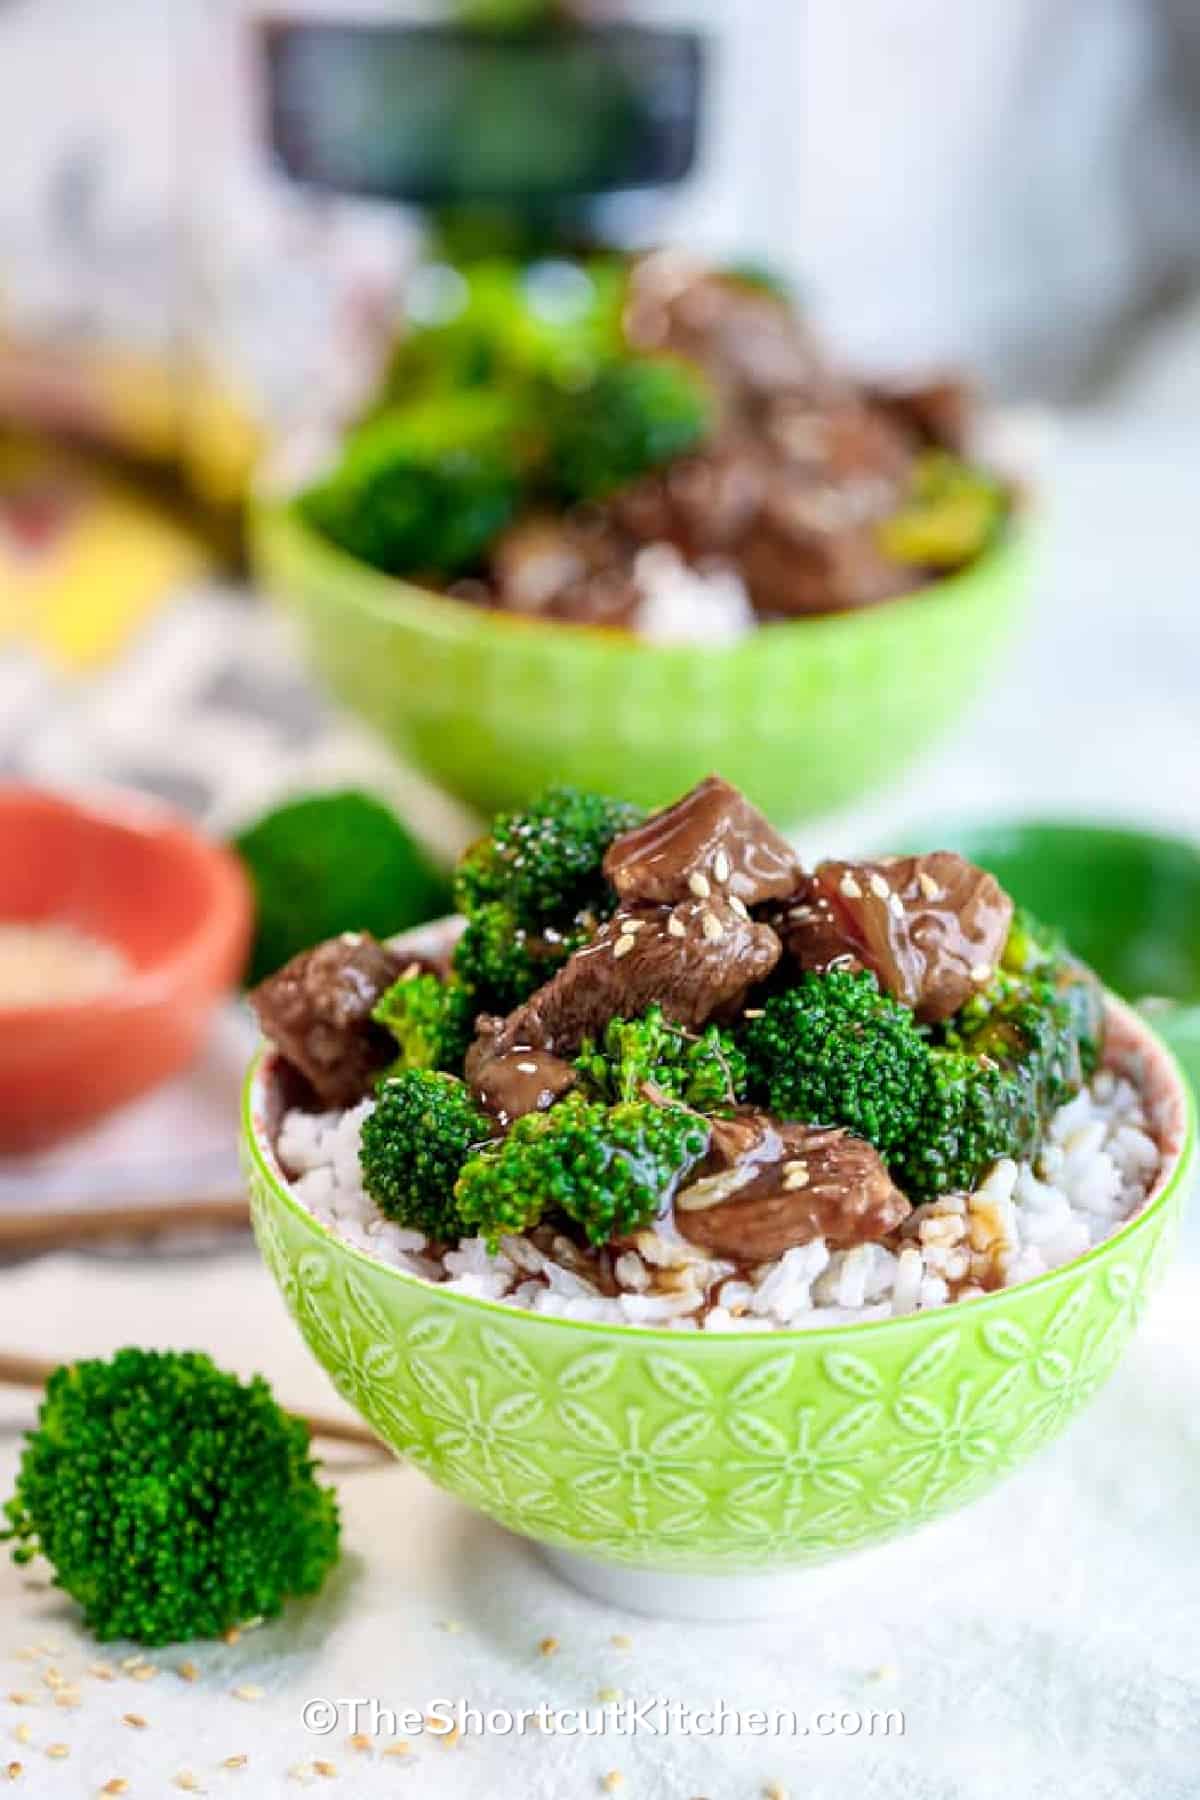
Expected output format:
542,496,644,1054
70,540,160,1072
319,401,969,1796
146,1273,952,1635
1001,907,1104,1080
2,1349,339,1645
455,785,643,929
373,971,477,1078
895,1044,1043,1200
455,1095,708,1246
299,390,528,578
451,901,587,1016
359,1071,493,1236
232,790,451,986
547,355,713,503
741,969,929,1155
877,450,1006,571
576,1004,747,1113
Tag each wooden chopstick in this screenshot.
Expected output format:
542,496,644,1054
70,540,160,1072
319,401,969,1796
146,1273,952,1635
0,1197,252,1254
0,1351,389,1454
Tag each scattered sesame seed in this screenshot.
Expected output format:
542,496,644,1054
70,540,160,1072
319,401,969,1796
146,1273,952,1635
287,1766,312,1783
728,894,750,920
41,1670,63,1690
436,1725,461,1749
121,1714,147,1730
666,915,687,939
382,1742,412,1758
516,1060,538,1074
53,1691,81,1709
764,1785,789,1800
700,910,724,943
687,871,711,899
4,1764,21,1783
223,1628,241,1647
610,1634,633,1650
89,1665,116,1683
313,1761,337,1778
597,1687,622,1704
119,1657,145,1673
713,849,731,884
868,1662,899,1681
917,872,942,901
131,1664,157,1683
742,1007,765,1018
45,1745,69,1760
10,1730,29,1750
347,1733,371,1753
538,1637,560,1657
612,933,637,960
438,1619,464,1635
400,961,421,981
6,1697,34,1709
888,892,905,919
783,1163,810,1190
232,1685,263,1703
223,1754,249,1768
868,872,890,899
173,1775,202,1794
101,1783,129,1797
176,1662,199,1684
788,905,814,921
622,917,645,932
840,874,862,899
602,1773,625,1793
970,963,992,983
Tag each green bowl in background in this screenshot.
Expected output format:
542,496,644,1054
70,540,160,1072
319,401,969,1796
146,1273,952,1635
251,501,1031,825
908,820,1200,1098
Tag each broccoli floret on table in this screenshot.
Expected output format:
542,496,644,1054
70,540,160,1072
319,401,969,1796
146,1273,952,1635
359,1070,493,1236
576,1004,748,1113
455,785,642,930
373,971,478,1078
547,354,713,503
455,1095,708,1247
741,969,929,1157
299,390,528,579
2,1349,339,1646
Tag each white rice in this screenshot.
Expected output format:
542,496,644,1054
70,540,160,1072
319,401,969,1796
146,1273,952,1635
275,1068,1161,1332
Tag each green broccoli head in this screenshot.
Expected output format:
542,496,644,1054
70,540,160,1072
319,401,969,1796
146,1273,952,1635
895,1045,1043,1200
1001,907,1105,1080
741,968,928,1155
455,1095,709,1247
373,971,478,1078
451,901,588,1016
299,390,529,578
547,354,713,503
575,1004,747,1113
359,1070,493,1236
232,790,451,987
2,1349,339,1645
454,785,642,929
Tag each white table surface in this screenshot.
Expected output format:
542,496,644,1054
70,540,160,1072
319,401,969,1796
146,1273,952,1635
2,417,1198,1799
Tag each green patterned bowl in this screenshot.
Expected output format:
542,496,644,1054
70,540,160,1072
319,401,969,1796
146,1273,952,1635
243,942,1194,1617
250,501,1031,823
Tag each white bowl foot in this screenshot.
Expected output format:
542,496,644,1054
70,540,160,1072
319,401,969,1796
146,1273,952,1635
537,1543,817,1622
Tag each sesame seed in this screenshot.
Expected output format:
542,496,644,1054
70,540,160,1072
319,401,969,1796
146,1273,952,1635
687,871,711,899
223,1754,249,1768
41,1670,63,1690
970,962,992,983
516,1061,538,1074
888,892,905,919
5,1765,21,1783
783,1166,810,1190
313,1761,337,1778
89,1665,116,1683
610,1634,633,1649
130,1664,157,1682
438,1619,464,1634
53,1690,81,1709
6,1697,34,1709
868,872,890,899
122,1713,147,1730
602,1773,625,1793
223,1627,241,1646
667,915,687,939
347,1734,371,1752
764,1784,789,1800
101,1784,129,1797
917,872,942,901
287,1766,312,1783
728,894,750,920
437,1725,461,1749
538,1637,560,1657
840,874,862,899
701,911,724,943
119,1658,145,1673
400,961,421,981
743,1007,765,1018
597,1687,622,1704
176,1663,199,1684
788,904,814,921
232,1685,263,1703
612,933,637,960
622,917,645,932
11,1730,29,1749
45,1745,69,1760
713,849,731,884
382,1742,412,1758
173,1775,202,1794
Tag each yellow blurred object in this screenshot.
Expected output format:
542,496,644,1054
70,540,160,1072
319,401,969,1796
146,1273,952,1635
0,439,209,670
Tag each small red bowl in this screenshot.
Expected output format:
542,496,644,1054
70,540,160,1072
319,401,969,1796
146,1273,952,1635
0,786,253,1152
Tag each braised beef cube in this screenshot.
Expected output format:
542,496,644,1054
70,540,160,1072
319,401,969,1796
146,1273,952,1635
771,875,866,976
465,1023,577,1128
674,1111,910,1259
806,852,1013,1023
603,774,798,910
865,377,975,456
739,484,916,618
250,931,402,1107
610,443,765,558
493,895,781,1056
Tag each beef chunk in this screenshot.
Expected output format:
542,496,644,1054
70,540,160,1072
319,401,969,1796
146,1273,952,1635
465,1023,577,1128
783,853,1013,1023
864,377,975,457
491,895,781,1056
603,775,798,910
770,875,866,976
674,1111,910,1260
250,931,401,1107
489,512,634,623
610,442,765,559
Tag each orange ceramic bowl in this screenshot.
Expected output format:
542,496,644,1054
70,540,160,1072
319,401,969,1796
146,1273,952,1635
0,786,253,1152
